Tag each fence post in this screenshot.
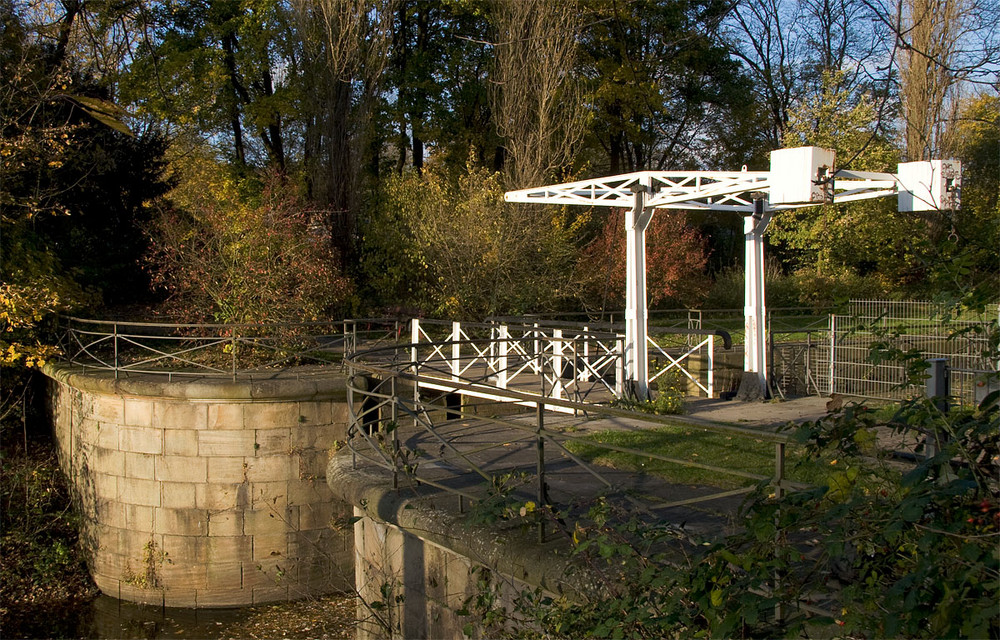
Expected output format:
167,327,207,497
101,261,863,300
806,331,815,396
707,335,714,398
533,322,541,373
113,322,119,379
451,321,461,381
410,319,421,428
536,397,546,543
348,362,357,469
581,326,591,382
231,332,237,381
498,325,509,389
410,319,420,368
552,329,563,400
925,358,951,459
391,375,399,491
828,314,836,395
615,336,625,398
774,440,786,623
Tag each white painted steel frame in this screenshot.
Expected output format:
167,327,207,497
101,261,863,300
408,319,713,412
505,158,940,399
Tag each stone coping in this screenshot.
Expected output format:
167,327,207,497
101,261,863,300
43,362,349,402
327,451,590,601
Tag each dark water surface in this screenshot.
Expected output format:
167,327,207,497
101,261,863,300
13,595,249,640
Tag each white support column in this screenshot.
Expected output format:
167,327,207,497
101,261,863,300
451,321,461,381
625,181,654,400
739,198,771,400
581,326,591,382
498,325,509,389
552,329,564,400
410,318,420,369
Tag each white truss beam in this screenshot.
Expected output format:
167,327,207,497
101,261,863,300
504,147,960,401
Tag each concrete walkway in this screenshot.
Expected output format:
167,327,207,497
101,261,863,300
682,394,831,428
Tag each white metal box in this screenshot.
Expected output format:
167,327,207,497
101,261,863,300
768,146,836,205
897,160,961,211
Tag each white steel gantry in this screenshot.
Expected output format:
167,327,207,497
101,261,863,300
505,146,961,400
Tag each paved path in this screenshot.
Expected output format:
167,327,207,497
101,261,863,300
682,395,831,427
351,394,840,541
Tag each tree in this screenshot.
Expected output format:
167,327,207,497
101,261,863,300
1,1,169,307
488,0,588,189
924,94,1000,299
766,71,928,300
146,169,353,323
575,209,709,311
362,161,584,318
292,0,394,264
122,0,296,170
899,0,963,161
580,0,753,174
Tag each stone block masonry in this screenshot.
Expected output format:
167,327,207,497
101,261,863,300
328,452,585,640
44,364,355,608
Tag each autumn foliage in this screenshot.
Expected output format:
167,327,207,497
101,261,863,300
577,210,709,309
146,172,353,324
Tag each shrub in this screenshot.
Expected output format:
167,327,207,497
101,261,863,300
147,170,353,323
516,392,1000,639
577,210,709,310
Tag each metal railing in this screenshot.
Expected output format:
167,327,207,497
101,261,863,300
412,318,725,405
343,338,801,536
55,316,404,380
55,316,723,398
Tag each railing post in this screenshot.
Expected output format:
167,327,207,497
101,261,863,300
828,314,836,395
391,375,399,490
536,398,546,543
615,336,625,398
552,329,563,400
410,318,420,369
348,362,357,469
774,440,786,623
498,325,509,389
231,332,237,381
806,331,814,396
411,319,421,429
581,326,591,382
489,322,496,375
451,321,461,381
707,335,715,398
113,322,119,379
533,322,540,373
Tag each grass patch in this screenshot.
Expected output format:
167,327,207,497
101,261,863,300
566,426,832,489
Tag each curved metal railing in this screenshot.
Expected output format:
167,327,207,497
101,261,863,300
55,316,406,380
342,336,802,538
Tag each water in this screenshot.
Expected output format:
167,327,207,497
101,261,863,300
13,595,250,640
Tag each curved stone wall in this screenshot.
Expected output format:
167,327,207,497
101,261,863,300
44,364,353,608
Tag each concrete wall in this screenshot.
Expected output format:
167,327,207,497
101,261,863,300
327,453,587,639
44,364,354,608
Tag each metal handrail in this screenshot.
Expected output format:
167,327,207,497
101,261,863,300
55,316,405,380
343,339,802,543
